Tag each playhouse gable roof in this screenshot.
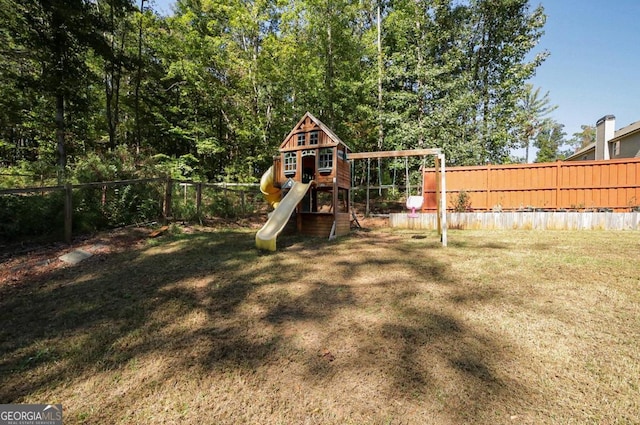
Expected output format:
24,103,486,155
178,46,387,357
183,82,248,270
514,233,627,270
279,112,351,151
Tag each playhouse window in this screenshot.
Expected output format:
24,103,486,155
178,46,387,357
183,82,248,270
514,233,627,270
297,133,305,146
309,131,319,145
319,148,333,173
284,152,296,176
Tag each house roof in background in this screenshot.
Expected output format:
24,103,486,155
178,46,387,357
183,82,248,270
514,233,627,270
611,120,640,142
565,143,595,160
565,117,640,160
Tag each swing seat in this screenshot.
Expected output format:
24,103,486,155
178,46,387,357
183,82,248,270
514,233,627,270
406,196,424,218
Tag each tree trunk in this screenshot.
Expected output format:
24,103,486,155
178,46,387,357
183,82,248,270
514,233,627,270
108,21,126,150
106,69,115,149
56,92,66,182
414,0,424,147
134,0,145,154
377,4,383,151
325,3,335,128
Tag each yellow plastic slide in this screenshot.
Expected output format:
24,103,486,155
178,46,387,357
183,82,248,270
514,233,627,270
256,168,311,251
259,166,281,209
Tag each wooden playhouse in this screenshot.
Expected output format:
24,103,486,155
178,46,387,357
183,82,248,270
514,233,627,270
270,112,352,238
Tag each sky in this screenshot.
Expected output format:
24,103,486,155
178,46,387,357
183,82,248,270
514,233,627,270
530,0,640,138
151,0,173,16
150,0,640,146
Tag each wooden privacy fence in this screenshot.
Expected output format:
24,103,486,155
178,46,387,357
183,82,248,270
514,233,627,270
423,158,640,212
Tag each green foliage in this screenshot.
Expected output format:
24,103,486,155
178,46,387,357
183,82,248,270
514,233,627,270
451,190,472,212
515,84,558,163
72,181,163,234
0,192,65,242
153,153,201,180
74,146,156,183
208,192,239,219
1,0,554,242
382,0,547,165
169,184,258,221
202,190,248,219
565,125,596,155
534,120,567,162
0,160,58,189
1,0,549,185
71,146,164,233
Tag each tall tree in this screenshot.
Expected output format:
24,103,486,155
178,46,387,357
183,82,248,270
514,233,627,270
469,0,548,164
568,125,596,149
383,0,547,165
133,0,146,153
10,0,115,180
1,0,552,182
534,119,566,162
517,84,557,163
97,0,136,150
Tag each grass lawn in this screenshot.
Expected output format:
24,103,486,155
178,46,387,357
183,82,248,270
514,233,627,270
1,225,639,424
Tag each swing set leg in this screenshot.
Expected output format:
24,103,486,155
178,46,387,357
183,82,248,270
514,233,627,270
351,210,362,229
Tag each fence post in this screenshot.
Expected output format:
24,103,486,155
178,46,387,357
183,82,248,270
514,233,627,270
164,177,172,221
435,155,441,234
555,161,562,210
241,190,246,216
486,164,491,210
64,182,73,243
196,182,202,218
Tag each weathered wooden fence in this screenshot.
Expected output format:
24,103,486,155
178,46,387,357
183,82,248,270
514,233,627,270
423,158,640,212
390,212,640,231
0,178,259,243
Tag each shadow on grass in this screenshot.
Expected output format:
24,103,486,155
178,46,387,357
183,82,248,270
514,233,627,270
0,227,526,423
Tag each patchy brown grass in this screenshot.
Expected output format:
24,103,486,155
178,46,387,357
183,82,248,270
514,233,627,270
1,225,639,424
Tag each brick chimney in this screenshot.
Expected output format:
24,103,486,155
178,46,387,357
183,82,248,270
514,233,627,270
595,115,615,160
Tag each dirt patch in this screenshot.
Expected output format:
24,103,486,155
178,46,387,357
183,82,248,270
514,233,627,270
1,215,269,287
0,226,154,287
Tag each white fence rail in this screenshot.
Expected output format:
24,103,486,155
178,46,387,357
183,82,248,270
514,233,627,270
390,212,640,231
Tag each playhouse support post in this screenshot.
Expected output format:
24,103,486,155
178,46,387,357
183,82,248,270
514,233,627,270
366,158,371,216
349,160,354,216
332,177,338,239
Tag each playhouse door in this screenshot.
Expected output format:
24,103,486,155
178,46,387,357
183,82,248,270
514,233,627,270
302,155,316,183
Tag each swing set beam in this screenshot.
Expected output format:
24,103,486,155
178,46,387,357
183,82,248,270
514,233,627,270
348,148,441,160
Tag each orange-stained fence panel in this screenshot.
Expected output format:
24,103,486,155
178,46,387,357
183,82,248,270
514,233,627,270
423,171,438,210
423,158,640,212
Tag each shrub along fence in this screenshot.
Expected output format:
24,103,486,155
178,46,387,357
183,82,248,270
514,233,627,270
0,178,260,244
